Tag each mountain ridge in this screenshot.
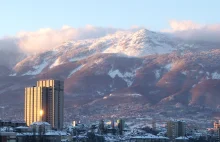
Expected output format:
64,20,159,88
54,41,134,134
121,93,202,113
1,29,220,120
10,29,199,76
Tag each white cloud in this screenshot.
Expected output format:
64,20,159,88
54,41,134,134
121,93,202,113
163,20,202,32
0,25,141,67
0,38,24,67
1,21,219,67
0,37,19,51
0,25,142,55
16,25,123,54
162,20,220,43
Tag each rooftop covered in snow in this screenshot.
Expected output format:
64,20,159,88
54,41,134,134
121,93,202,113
30,121,51,126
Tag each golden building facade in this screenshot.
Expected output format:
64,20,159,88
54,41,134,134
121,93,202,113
214,121,220,129
24,80,64,130
24,87,48,126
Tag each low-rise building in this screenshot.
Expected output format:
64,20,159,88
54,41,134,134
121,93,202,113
0,132,16,142
14,126,31,133
16,121,68,142
16,132,62,142
130,134,169,142
175,136,189,142
0,120,26,128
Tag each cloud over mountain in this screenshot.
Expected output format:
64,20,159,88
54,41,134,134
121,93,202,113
0,37,19,52
17,25,123,54
163,20,220,43
1,25,139,55
1,21,220,59
163,20,202,32
0,38,24,67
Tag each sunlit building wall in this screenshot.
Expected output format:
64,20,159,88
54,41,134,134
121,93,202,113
25,80,64,130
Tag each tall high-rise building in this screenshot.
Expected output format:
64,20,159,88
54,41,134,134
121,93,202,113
217,128,220,142
24,87,49,126
152,119,156,131
0,106,5,120
167,120,186,140
117,119,125,135
214,120,220,129
24,80,64,130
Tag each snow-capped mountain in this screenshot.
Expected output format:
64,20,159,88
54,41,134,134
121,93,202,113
1,29,220,120
11,29,200,76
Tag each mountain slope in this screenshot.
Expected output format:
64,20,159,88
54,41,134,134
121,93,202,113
11,29,199,76
3,51,220,107
1,29,220,121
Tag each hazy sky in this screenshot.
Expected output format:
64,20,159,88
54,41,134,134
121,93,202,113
1,0,219,36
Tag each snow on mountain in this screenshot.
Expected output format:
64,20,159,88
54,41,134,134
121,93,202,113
3,28,220,122
50,57,63,68
154,70,161,79
5,29,220,107
3,48,220,122
12,29,197,76
164,63,172,71
108,66,141,87
103,29,176,56
22,60,48,76
9,73,17,76
108,69,134,87
211,72,220,79
127,93,142,97
68,65,85,78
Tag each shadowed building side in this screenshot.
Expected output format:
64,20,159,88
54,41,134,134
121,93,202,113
37,80,64,130
167,120,186,140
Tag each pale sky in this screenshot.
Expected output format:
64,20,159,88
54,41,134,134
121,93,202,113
0,0,220,36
